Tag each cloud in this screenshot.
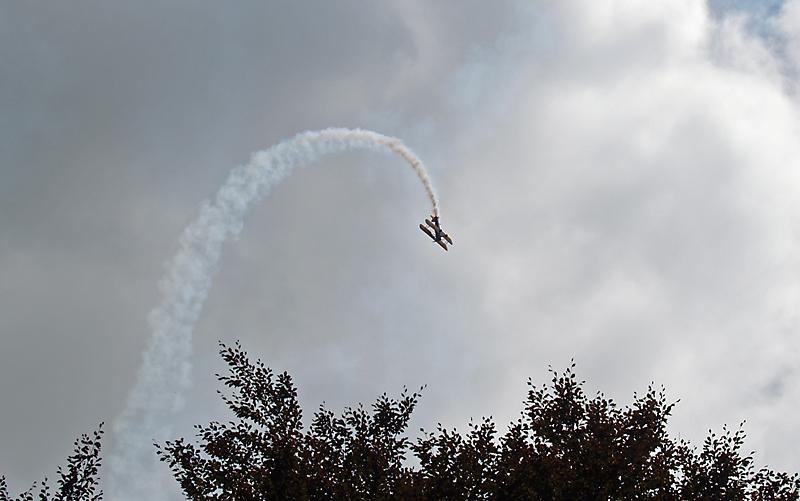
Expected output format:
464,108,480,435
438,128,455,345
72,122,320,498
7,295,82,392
4,0,800,497
440,0,800,470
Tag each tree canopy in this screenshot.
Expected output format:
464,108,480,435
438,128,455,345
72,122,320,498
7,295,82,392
0,424,103,501
4,341,798,501
157,342,800,501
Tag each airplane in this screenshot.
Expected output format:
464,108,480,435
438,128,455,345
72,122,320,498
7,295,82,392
419,215,452,250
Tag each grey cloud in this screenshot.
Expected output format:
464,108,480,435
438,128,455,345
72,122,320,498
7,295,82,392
4,0,800,497
0,0,514,494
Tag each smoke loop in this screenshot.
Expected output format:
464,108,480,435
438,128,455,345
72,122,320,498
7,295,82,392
108,128,439,501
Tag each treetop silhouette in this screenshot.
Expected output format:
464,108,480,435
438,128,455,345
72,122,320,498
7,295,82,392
156,343,800,501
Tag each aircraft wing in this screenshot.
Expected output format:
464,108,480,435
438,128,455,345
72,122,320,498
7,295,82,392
420,224,448,250
419,224,436,240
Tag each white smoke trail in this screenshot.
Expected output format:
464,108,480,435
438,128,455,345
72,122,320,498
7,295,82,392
108,128,439,501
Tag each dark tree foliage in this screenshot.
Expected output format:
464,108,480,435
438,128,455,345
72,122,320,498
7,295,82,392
1,424,103,501
493,363,681,500
157,342,421,501
301,391,420,500
155,342,308,500
158,344,800,501
412,416,499,499
677,425,800,501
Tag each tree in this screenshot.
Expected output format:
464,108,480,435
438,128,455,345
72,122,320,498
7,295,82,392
677,424,800,501
156,342,421,501
412,416,499,499
0,424,104,501
155,343,307,500
158,343,800,500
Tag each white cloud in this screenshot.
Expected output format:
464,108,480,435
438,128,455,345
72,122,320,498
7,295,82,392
440,0,800,471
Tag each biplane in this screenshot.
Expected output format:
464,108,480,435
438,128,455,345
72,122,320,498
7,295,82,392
419,215,453,251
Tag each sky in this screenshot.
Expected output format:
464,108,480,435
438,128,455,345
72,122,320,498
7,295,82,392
2,0,800,497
